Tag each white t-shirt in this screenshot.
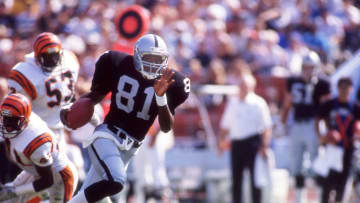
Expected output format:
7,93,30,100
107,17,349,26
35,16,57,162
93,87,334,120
220,92,272,140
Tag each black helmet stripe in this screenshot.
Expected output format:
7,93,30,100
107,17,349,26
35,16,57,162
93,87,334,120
3,103,22,115
154,34,158,47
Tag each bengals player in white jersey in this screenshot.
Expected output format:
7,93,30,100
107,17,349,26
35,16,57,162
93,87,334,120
0,93,78,202
7,32,79,148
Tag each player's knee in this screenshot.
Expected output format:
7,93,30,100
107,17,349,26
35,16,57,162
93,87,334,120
84,180,124,202
107,180,124,195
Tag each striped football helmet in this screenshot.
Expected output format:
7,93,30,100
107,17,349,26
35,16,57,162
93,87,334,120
33,32,63,72
0,93,32,138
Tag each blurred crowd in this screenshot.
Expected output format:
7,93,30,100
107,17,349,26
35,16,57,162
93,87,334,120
1,0,360,83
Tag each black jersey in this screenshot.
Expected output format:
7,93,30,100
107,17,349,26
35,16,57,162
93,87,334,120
318,98,360,148
287,77,330,121
91,51,190,141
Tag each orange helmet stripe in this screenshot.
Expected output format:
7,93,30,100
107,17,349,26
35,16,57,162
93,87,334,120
23,133,52,158
9,70,37,100
34,33,61,56
9,93,32,118
4,96,27,116
2,102,22,115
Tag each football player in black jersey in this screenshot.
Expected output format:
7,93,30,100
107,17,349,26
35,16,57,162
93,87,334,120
62,34,190,203
281,51,330,203
316,77,360,203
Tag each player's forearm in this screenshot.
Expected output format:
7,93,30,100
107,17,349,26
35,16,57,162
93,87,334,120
157,106,173,133
314,117,324,138
81,91,106,105
33,166,54,192
281,107,290,124
281,93,292,124
14,166,53,196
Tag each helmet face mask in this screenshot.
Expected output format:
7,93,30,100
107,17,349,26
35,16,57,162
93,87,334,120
0,113,26,138
134,34,169,80
33,32,63,73
38,49,62,72
0,94,32,139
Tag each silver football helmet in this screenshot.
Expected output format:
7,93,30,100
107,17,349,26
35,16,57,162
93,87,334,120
301,51,320,79
302,51,320,67
134,34,169,80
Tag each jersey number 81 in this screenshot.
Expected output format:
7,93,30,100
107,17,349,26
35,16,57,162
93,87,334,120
115,75,190,120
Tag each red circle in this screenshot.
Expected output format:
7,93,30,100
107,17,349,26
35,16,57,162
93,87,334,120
114,5,150,42
123,16,138,34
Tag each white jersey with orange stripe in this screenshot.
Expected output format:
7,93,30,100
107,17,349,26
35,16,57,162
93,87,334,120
5,112,69,176
8,50,79,130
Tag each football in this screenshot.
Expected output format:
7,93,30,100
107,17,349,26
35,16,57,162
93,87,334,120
67,97,94,129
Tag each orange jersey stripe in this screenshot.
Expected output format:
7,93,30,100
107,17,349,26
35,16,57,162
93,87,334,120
23,133,52,159
26,196,42,203
9,70,37,100
59,165,75,202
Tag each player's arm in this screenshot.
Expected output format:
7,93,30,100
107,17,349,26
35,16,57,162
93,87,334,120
281,78,293,126
78,51,113,105
281,92,292,125
8,69,37,100
80,91,107,105
0,143,54,200
60,52,112,128
314,117,324,143
154,69,175,132
315,101,331,144
155,70,191,132
148,117,161,148
8,165,54,197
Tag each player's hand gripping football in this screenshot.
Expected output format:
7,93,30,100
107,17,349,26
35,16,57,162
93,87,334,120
154,69,175,96
60,104,72,129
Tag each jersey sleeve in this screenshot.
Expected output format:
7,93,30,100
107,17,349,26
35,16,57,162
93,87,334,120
90,51,115,95
30,142,54,167
7,77,26,95
8,68,37,100
166,71,190,115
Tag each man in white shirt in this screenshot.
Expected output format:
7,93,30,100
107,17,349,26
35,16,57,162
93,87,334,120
218,69,272,203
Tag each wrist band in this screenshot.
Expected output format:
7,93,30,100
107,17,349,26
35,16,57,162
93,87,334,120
155,94,167,106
